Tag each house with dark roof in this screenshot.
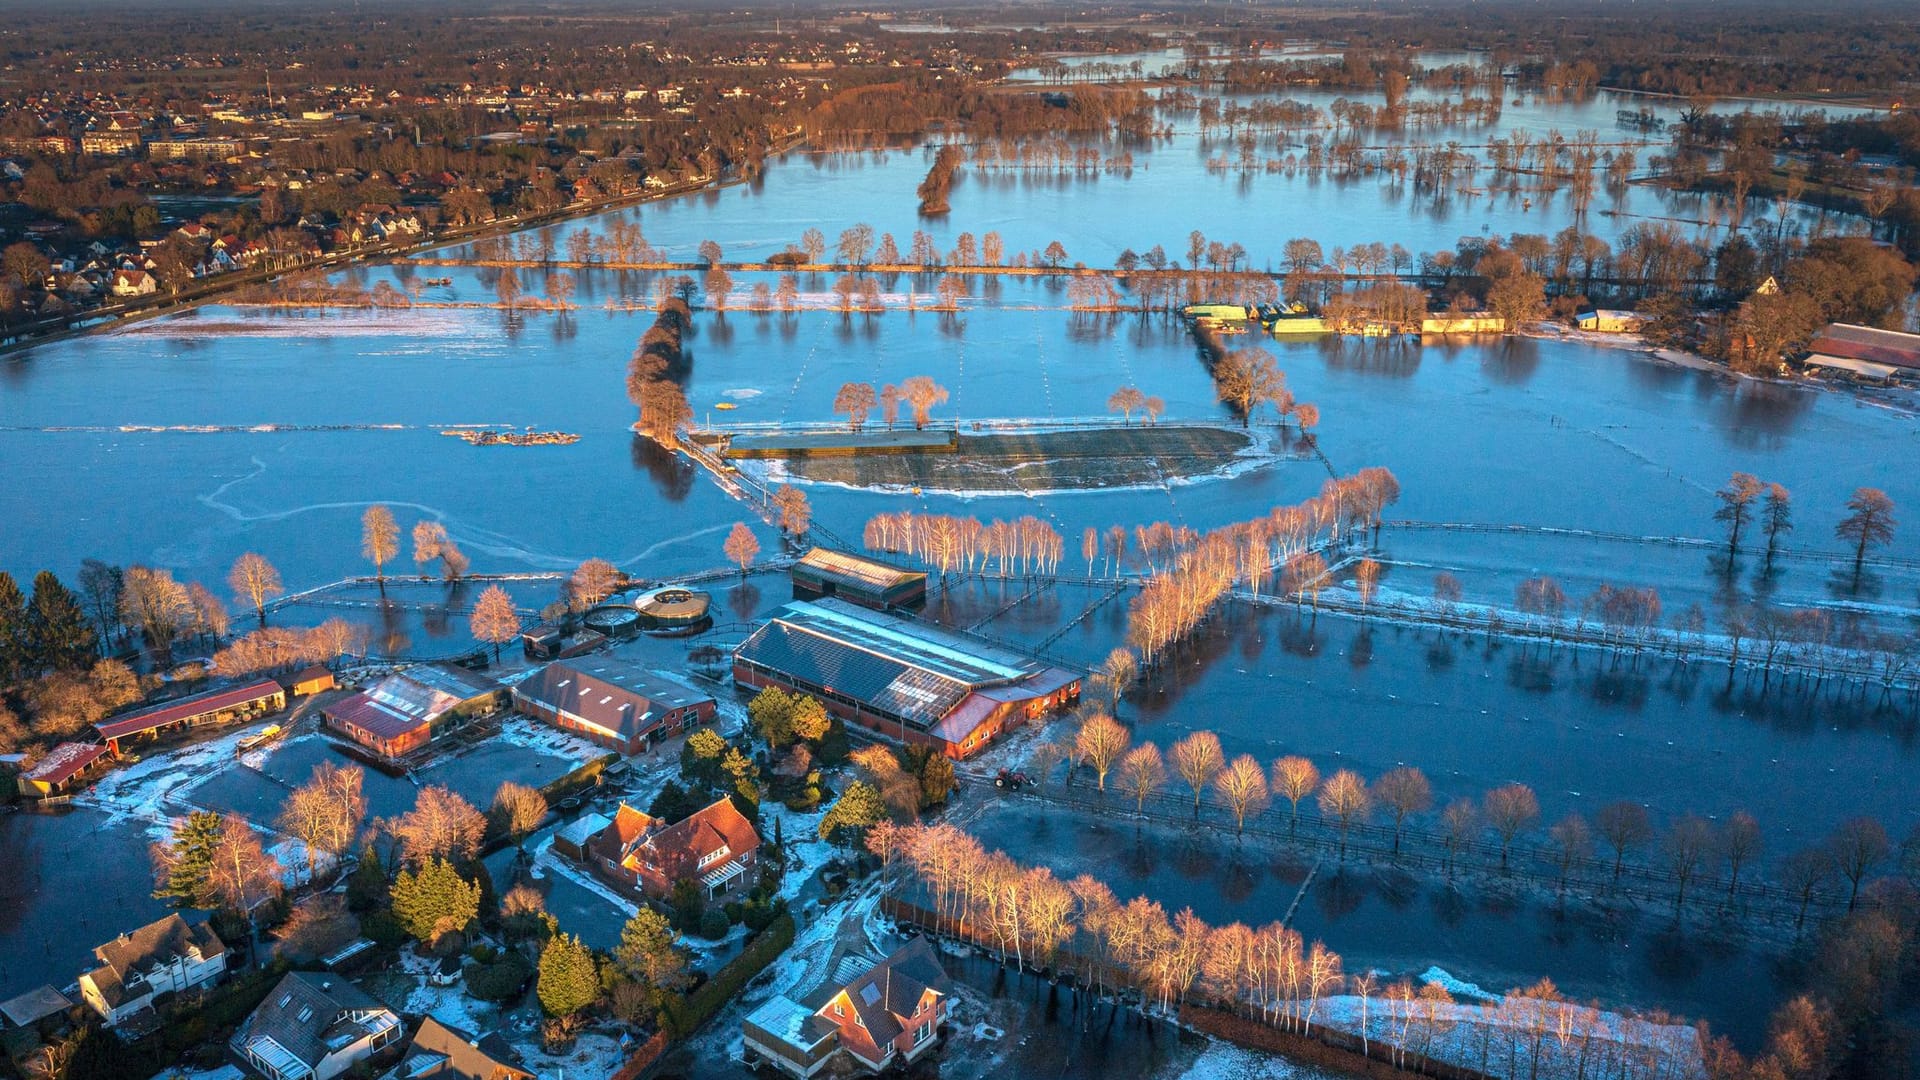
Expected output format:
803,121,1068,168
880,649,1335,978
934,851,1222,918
585,796,760,899
323,665,502,759
78,914,227,1027
231,971,402,1080
382,1017,530,1080
733,599,1081,760
512,658,715,755
742,938,951,1078
791,548,927,610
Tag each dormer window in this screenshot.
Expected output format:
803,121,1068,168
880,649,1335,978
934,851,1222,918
699,844,730,868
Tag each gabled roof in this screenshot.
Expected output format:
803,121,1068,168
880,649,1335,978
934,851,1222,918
234,971,394,1071
396,1016,531,1080
20,741,107,787
831,938,949,1061
1807,323,1920,369
794,548,927,593
514,659,712,743
96,679,284,741
608,797,758,884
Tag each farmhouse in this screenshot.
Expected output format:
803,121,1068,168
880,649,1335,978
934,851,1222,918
96,679,287,755
79,914,227,1027
743,938,952,1078
733,599,1081,759
585,797,760,900
791,547,928,610
16,741,109,798
512,658,715,755
323,665,502,758
1575,308,1644,333
231,972,402,1080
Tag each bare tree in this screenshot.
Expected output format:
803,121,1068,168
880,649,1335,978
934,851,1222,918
1718,811,1762,903
1144,397,1166,426
879,384,902,430
1108,386,1147,425
569,557,623,609
1835,488,1896,589
1483,783,1540,869
771,484,812,538
491,781,548,848
833,382,879,431
1778,848,1832,928
724,523,761,575
1214,754,1270,836
1662,815,1713,911
389,785,488,866
1354,559,1382,612
469,585,521,661
1213,348,1287,426
1761,483,1794,573
278,762,366,883
1547,814,1592,894
1373,766,1432,855
899,375,950,430
1713,472,1763,559
228,553,284,627
1318,769,1370,859
1441,799,1479,873
1829,817,1890,911
1171,731,1224,819
119,565,194,664
1091,648,1137,714
208,813,283,912
1595,800,1652,882
1271,756,1320,836
1117,744,1165,816
1076,712,1131,792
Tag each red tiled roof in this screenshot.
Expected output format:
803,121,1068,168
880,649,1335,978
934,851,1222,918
1807,324,1920,370
638,797,759,883
21,742,108,786
96,679,284,741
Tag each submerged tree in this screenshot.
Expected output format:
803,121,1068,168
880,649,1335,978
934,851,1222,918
724,523,761,575
833,381,878,431
228,553,284,628
1713,472,1763,560
1835,487,1895,589
362,505,400,587
899,375,950,430
470,585,521,661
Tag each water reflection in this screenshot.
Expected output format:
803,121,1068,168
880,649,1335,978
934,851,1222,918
630,434,695,501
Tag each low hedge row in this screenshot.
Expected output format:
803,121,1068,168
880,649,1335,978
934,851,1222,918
659,913,797,1039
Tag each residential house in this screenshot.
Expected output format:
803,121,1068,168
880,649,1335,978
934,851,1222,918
110,268,158,297
585,796,760,900
382,1017,531,1080
511,658,715,755
323,664,502,758
743,939,952,1078
78,914,228,1027
231,971,402,1080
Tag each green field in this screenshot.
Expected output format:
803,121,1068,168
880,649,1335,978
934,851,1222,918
775,424,1259,492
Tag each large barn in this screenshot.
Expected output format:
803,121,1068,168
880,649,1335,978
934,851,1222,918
732,598,1081,759
512,658,715,755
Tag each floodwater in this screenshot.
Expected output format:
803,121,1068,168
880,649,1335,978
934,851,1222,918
0,61,1912,1039
971,797,1784,1049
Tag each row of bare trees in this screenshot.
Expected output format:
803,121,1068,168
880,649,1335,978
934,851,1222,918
878,821,1705,1080
862,511,1064,578
831,376,949,431
1036,723,1905,920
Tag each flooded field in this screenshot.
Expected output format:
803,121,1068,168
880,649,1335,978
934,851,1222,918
1,57,1912,1049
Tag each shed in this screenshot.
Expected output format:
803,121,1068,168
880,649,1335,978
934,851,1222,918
792,548,928,610
1575,309,1643,333
553,811,611,862
17,742,110,798
1803,354,1900,382
283,665,336,697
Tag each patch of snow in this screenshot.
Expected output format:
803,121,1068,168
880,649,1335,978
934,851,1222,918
76,719,283,841
527,833,640,918
971,1022,1005,1041
491,715,606,767
1419,966,1500,1003
1176,1041,1322,1080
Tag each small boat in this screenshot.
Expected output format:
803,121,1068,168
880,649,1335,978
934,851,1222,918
714,402,738,411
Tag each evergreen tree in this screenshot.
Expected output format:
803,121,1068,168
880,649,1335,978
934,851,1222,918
27,570,97,673
722,746,760,816
918,754,957,809
389,857,481,946
818,781,886,845
537,933,601,1017
153,811,224,907
613,909,690,1000
345,846,388,913
0,572,28,686
747,685,795,747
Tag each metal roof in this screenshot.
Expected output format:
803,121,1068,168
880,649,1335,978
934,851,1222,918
794,548,927,592
20,742,107,785
514,659,712,742
735,599,1079,732
96,679,284,741
1808,323,1920,369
